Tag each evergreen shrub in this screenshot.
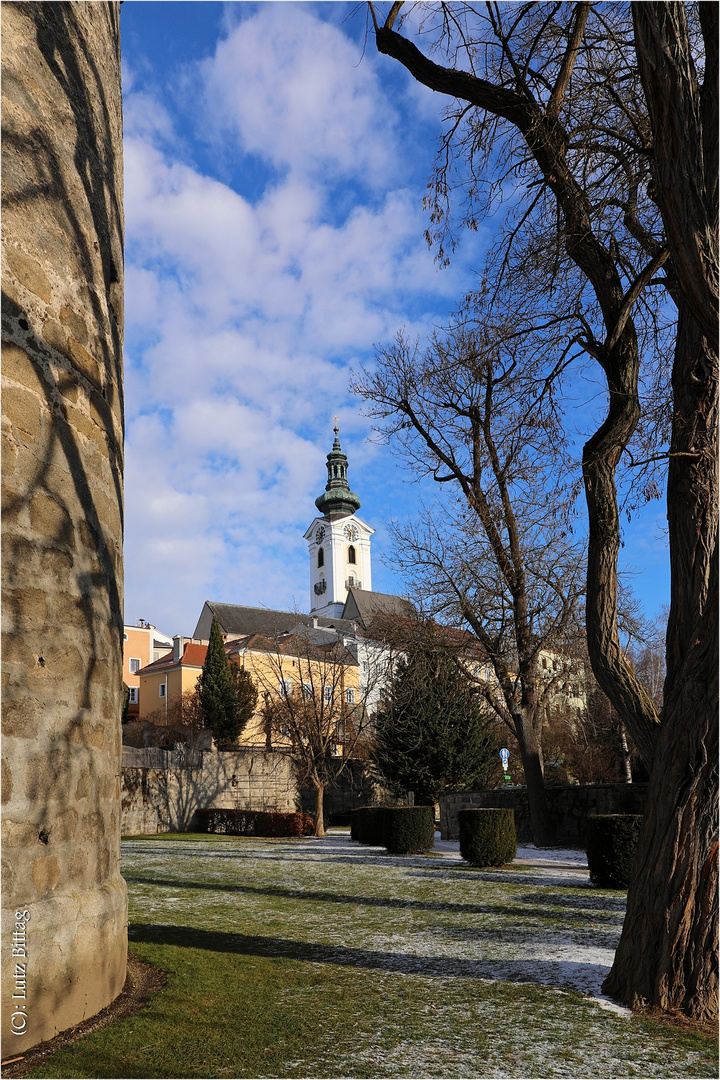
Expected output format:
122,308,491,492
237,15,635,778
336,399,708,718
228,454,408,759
459,808,517,866
585,814,642,888
383,806,435,854
355,806,387,845
197,808,314,837
350,809,360,841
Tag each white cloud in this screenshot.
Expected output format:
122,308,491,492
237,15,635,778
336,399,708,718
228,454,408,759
200,3,399,187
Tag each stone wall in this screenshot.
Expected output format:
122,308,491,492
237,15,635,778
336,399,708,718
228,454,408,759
299,761,390,823
2,2,126,1051
121,749,299,835
440,783,649,846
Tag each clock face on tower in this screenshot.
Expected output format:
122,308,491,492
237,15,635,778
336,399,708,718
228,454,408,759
315,526,326,543
344,524,359,541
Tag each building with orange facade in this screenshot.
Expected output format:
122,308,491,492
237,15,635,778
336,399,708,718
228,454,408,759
123,621,173,716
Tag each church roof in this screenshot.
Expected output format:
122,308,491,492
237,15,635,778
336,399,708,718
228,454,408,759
341,587,416,629
193,601,357,640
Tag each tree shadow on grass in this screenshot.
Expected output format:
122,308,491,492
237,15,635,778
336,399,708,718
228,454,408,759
128,922,614,999
520,891,627,912
407,866,597,889
429,920,623,951
124,875,626,927
124,874,514,915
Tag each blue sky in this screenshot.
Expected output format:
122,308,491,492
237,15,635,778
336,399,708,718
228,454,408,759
120,0,670,637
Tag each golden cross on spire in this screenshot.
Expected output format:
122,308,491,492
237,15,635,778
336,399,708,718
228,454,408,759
333,415,340,435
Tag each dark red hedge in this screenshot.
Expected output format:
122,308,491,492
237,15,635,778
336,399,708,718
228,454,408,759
196,808,314,837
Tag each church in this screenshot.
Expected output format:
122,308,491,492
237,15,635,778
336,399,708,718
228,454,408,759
193,422,415,647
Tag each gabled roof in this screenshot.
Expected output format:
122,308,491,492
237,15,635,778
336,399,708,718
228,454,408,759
137,642,207,675
193,601,357,640
341,587,416,629
226,632,358,667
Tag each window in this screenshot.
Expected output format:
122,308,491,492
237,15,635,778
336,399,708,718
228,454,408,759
348,545,356,564
279,679,292,698
129,658,141,674
345,688,355,704
317,548,324,568
123,633,128,641
302,683,312,699
323,685,333,703
159,683,166,698
128,687,138,704
362,661,369,673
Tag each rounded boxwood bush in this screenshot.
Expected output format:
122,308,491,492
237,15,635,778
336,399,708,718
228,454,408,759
586,814,642,889
356,806,388,846
383,806,435,854
459,808,517,867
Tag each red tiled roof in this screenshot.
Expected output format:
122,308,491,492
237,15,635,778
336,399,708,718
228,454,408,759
137,642,208,675
180,643,208,667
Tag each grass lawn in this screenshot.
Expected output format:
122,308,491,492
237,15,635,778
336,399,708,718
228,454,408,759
27,832,717,1079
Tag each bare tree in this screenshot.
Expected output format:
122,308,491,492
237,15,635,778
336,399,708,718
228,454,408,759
366,0,717,1020
354,312,585,844
253,634,376,838
628,606,668,713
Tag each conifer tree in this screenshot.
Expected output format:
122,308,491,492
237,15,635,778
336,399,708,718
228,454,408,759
231,664,258,737
199,615,242,748
372,626,496,806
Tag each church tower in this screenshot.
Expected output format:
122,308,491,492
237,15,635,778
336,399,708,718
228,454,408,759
304,423,374,618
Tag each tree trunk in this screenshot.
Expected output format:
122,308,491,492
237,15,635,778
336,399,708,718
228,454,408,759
514,711,556,846
314,782,326,838
603,306,719,1022
582,334,661,766
604,6,719,1023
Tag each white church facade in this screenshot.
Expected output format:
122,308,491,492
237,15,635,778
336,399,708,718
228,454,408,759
303,423,374,619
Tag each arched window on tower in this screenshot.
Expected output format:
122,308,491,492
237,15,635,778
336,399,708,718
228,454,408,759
318,548,325,568
348,545,356,564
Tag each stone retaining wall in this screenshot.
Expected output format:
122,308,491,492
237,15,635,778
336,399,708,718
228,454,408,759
299,760,388,822
440,783,649,846
121,749,299,834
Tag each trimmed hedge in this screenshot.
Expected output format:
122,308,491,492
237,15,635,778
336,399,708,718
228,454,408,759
459,808,517,867
586,814,642,888
383,806,435,854
355,806,388,846
196,808,314,837
350,809,360,841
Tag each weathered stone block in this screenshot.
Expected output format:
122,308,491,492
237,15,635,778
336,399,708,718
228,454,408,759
32,854,61,894
4,245,53,303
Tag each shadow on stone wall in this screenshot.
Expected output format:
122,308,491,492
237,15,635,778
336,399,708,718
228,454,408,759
440,783,650,846
121,750,300,834
2,1,126,1051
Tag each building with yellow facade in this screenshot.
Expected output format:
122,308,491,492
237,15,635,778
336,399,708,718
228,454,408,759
137,629,360,751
